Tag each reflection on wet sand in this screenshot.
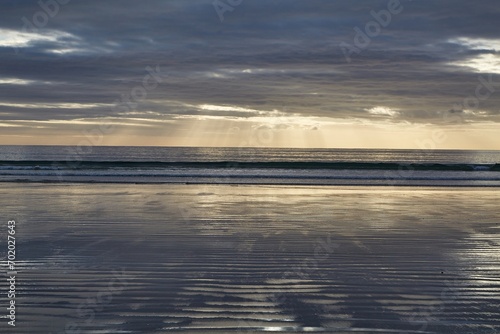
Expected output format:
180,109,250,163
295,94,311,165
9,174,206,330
1,184,499,333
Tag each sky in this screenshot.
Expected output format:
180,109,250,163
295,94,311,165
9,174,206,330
0,0,499,149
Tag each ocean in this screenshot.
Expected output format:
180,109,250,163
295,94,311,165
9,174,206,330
1,146,499,333
1,146,500,186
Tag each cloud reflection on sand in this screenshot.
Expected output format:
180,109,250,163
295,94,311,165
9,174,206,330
2,184,499,333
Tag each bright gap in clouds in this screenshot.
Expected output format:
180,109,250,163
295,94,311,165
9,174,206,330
366,106,399,117
0,28,73,47
449,37,500,74
450,37,500,52
0,78,36,85
198,104,264,114
0,28,105,55
453,54,500,74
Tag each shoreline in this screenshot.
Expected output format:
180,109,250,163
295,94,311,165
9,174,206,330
1,178,500,187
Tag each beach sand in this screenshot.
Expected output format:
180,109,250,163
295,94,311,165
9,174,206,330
1,184,499,333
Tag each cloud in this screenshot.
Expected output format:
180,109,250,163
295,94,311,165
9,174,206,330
0,28,67,47
366,106,399,117
0,0,499,146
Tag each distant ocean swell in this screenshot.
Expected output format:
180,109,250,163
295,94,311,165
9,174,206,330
1,160,499,171
1,160,500,186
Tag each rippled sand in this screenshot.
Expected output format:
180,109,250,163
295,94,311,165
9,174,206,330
1,184,500,333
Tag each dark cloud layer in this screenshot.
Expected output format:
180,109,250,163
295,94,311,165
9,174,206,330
0,0,499,125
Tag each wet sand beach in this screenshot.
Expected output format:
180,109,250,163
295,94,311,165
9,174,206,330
1,184,500,333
